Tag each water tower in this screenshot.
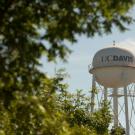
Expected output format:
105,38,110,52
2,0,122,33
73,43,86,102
89,44,135,135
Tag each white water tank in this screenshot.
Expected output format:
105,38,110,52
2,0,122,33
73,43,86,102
90,46,135,88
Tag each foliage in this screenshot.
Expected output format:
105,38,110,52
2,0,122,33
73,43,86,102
0,0,134,61
0,0,135,135
58,90,112,135
110,126,126,135
0,73,112,134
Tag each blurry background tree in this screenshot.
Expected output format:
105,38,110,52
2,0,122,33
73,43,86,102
110,126,126,135
0,0,134,134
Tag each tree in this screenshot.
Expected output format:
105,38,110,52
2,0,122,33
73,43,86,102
58,89,112,135
0,0,135,134
0,70,112,134
110,126,126,135
0,0,134,61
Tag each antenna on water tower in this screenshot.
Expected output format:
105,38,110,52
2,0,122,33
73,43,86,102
89,44,135,135
113,41,115,46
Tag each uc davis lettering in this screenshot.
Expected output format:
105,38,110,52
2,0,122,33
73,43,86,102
101,55,133,62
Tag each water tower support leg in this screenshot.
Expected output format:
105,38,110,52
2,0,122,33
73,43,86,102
91,75,96,112
104,87,107,100
113,88,118,127
124,86,130,135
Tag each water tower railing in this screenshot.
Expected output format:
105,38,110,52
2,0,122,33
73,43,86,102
108,88,135,97
88,64,93,72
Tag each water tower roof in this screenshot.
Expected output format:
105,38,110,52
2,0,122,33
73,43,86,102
92,46,135,69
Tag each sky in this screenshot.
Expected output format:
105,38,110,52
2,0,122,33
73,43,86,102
40,7,135,94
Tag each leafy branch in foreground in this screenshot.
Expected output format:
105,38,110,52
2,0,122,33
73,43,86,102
0,0,134,61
